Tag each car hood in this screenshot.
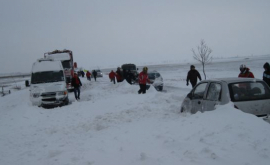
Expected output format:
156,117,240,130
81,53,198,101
30,81,66,94
150,77,163,86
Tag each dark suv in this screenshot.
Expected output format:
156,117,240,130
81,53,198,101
121,64,138,84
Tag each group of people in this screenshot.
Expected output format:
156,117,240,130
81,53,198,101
108,67,124,84
108,66,151,94
185,62,270,88
71,62,270,100
108,68,137,85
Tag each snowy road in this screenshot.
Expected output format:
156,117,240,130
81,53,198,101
1,55,270,165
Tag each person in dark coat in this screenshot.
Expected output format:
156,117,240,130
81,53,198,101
71,72,82,100
238,64,255,78
263,62,270,87
92,70,97,81
81,70,85,77
186,65,202,88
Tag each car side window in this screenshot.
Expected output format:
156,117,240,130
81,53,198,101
229,82,270,101
206,83,222,101
193,83,208,99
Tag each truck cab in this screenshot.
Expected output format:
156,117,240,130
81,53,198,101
30,58,69,107
44,49,74,90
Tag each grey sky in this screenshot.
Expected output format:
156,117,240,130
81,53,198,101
1,0,270,73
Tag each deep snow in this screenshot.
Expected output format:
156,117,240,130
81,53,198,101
0,55,270,165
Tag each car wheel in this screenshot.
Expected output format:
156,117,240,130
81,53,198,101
66,98,70,105
159,86,163,91
64,97,69,106
180,107,185,113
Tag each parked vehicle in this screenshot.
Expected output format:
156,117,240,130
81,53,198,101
180,78,270,116
147,70,163,91
96,69,103,77
121,63,138,84
44,49,74,90
30,58,69,107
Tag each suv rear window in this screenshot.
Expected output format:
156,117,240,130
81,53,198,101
229,81,270,101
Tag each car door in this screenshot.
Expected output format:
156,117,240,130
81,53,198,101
229,81,270,116
190,82,208,113
202,82,222,112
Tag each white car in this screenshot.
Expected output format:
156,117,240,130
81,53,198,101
148,71,163,91
91,69,103,77
180,78,270,116
96,69,103,77
30,58,69,107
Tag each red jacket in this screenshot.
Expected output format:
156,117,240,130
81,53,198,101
238,68,254,78
115,70,122,81
109,71,116,79
86,71,91,77
139,71,150,84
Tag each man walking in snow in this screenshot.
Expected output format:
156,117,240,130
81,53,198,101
86,70,91,81
109,70,116,84
71,72,82,100
138,67,151,94
92,70,97,81
186,65,202,88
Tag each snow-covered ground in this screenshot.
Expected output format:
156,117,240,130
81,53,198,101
0,55,270,165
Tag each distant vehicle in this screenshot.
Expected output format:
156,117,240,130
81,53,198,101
30,58,69,107
180,78,270,116
147,70,163,91
96,69,103,77
44,49,74,90
121,64,138,84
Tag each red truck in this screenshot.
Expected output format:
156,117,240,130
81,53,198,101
44,49,75,90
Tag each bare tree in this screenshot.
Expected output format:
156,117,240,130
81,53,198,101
192,40,213,80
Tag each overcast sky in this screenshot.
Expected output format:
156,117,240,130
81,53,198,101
0,0,270,73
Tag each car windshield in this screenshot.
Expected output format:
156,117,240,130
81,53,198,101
31,71,64,84
62,60,71,69
229,81,270,101
122,65,136,71
148,73,156,79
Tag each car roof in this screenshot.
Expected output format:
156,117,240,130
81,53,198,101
148,70,159,73
201,77,264,84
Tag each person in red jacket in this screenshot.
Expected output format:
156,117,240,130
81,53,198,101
86,71,91,81
109,70,116,84
138,67,151,94
238,64,255,78
71,72,82,100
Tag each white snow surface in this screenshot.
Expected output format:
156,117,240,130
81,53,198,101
1,55,270,165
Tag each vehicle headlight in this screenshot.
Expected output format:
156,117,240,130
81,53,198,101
32,93,40,98
57,91,68,95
